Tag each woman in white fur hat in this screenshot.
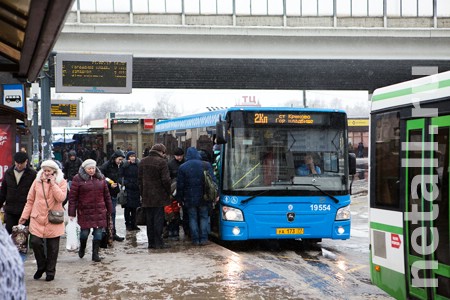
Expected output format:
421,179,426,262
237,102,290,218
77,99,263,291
19,159,67,282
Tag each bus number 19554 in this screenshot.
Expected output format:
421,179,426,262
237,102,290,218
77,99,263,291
310,204,331,211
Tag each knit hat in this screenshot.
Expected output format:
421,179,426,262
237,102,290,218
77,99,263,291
14,152,29,163
151,143,166,153
81,159,97,169
173,147,184,156
69,150,77,157
40,159,59,170
126,151,136,160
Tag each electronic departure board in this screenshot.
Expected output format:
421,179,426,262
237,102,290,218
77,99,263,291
248,112,327,126
51,100,79,120
55,53,132,94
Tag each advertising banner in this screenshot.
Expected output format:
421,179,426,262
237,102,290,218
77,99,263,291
0,124,13,188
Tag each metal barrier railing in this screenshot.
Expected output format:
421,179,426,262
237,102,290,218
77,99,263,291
70,0,449,28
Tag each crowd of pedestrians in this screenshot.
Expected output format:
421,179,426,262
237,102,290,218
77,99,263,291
0,142,218,293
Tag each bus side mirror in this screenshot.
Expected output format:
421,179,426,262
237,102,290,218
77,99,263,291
348,153,356,175
215,121,227,144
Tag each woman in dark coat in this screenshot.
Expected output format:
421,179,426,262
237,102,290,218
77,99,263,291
68,159,112,262
119,151,141,231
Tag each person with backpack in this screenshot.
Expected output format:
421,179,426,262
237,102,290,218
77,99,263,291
176,147,215,246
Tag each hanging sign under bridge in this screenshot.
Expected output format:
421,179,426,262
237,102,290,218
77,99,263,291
55,53,132,94
51,100,80,120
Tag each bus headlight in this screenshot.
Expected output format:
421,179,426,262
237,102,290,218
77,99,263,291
222,206,244,221
335,205,351,220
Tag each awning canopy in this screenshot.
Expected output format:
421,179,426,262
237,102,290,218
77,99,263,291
52,137,76,145
0,0,74,82
0,103,26,120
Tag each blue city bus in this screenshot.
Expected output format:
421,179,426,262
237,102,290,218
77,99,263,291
155,107,355,241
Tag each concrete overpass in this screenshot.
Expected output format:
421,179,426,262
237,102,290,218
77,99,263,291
52,4,450,92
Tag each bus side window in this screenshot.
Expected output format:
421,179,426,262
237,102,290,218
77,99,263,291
374,112,400,208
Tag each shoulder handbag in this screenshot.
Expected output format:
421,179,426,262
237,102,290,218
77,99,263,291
42,181,65,224
117,178,128,205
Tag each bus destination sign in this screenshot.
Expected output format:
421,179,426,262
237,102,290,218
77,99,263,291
55,53,132,94
51,100,80,120
250,112,325,125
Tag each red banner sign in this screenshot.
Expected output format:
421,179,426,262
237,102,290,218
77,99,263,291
391,233,401,249
0,124,13,188
144,119,154,129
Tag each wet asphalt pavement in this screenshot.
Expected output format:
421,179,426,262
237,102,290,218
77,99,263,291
24,165,393,299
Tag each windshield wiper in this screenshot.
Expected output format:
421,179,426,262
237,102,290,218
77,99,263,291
293,183,339,203
241,189,272,204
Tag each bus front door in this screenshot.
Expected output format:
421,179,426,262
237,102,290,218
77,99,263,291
405,116,450,300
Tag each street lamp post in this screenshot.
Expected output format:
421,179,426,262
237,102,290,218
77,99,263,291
30,83,40,168
40,62,52,160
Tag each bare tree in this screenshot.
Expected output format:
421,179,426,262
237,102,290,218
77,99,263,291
344,102,370,117
151,94,180,119
306,96,369,117
282,99,302,107
84,99,121,124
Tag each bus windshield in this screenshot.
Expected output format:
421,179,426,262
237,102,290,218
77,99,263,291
222,111,348,193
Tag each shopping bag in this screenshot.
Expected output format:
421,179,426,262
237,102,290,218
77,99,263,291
65,219,81,251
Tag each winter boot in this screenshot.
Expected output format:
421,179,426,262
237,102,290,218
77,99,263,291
113,229,124,242
79,238,87,258
92,240,101,262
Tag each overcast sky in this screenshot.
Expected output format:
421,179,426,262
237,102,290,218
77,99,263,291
51,88,370,118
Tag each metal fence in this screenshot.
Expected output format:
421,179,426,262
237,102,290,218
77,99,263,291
72,0,449,17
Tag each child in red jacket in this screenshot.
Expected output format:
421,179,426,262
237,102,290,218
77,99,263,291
165,198,181,240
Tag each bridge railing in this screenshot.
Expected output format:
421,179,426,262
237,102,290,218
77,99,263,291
68,0,450,28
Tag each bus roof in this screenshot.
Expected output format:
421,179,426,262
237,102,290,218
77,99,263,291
371,70,450,112
155,107,346,133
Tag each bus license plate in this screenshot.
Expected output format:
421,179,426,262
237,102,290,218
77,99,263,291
276,228,304,235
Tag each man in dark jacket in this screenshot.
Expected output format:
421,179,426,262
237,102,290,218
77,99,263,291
63,150,83,187
100,150,125,242
0,152,37,234
138,144,172,249
177,147,215,246
168,147,184,180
